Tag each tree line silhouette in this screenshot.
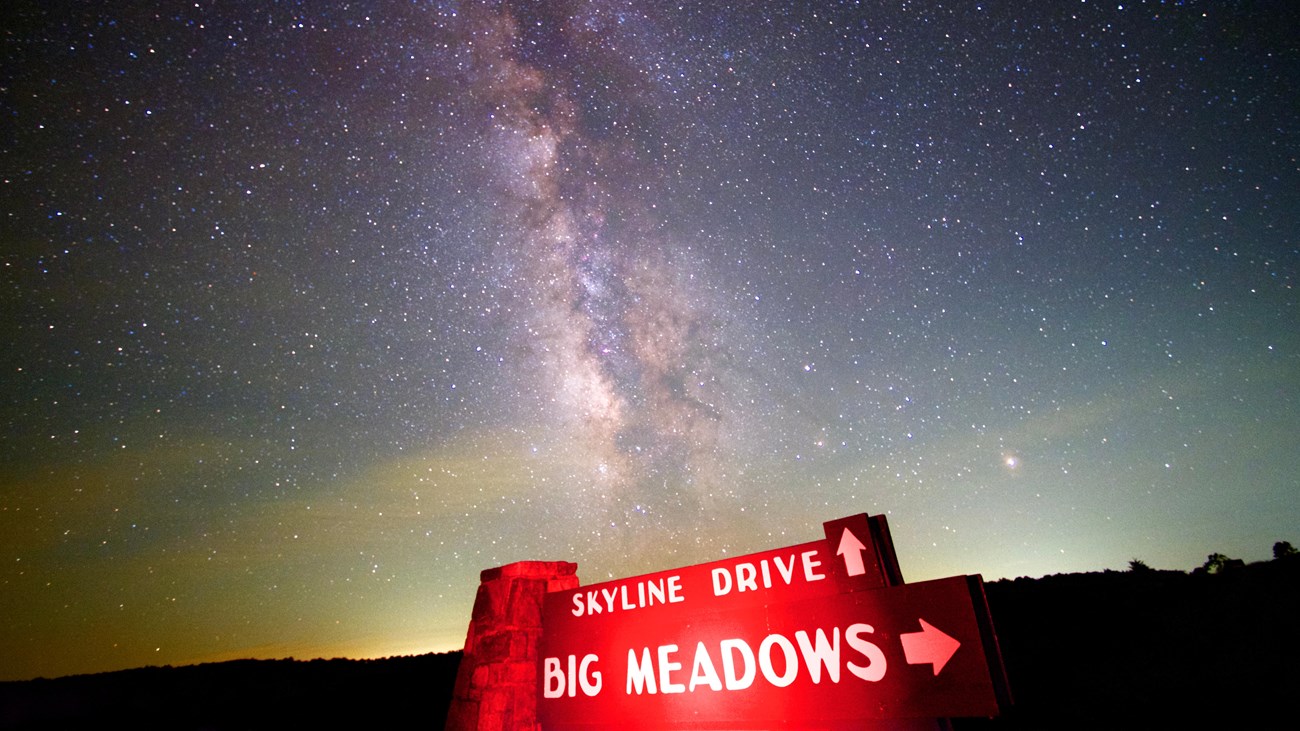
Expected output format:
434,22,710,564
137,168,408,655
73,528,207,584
2,545,1296,729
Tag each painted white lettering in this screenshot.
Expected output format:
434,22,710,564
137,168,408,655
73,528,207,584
760,559,772,588
802,550,826,582
668,575,684,603
658,644,685,694
720,639,756,690
627,648,657,695
846,622,887,682
545,654,602,698
795,628,841,684
647,578,666,605
758,634,799,687
543,657,564,698
737,562,758,592
774,554,796,584
567,575,688,620
579,654,603,696
603,622,892,698
688,641,722,691
712,567,732,596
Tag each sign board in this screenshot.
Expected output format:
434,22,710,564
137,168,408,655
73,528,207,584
538,516,1009,728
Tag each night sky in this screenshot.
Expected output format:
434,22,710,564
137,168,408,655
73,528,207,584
3,0,1297,681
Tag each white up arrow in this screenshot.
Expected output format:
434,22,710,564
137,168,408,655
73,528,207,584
836,527,868,577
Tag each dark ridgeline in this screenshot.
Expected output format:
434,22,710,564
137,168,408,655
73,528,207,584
0,653,462,729
959,553,1300,729
2,555,1296,729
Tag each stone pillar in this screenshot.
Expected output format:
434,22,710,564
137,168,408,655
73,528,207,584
445,561,579,731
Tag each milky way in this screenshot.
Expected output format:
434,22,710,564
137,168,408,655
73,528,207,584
449,3,750,541
1,0,1297,680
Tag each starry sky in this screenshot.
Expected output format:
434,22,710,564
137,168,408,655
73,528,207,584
2,0,1297,681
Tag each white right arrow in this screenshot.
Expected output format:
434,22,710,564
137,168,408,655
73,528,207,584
836,527,868,577
900,618,961,676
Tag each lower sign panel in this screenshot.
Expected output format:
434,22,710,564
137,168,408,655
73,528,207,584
539,575,1005,728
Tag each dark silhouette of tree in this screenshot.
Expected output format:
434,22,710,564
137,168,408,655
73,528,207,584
1275,541,1298,559
1199,553,1240,574
1128,558,1153,572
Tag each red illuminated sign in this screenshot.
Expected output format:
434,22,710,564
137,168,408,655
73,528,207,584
537,516,1008,728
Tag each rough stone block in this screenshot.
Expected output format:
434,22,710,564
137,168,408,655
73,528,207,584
446,560,581,731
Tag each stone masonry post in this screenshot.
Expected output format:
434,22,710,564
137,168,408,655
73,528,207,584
445,561,579,731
